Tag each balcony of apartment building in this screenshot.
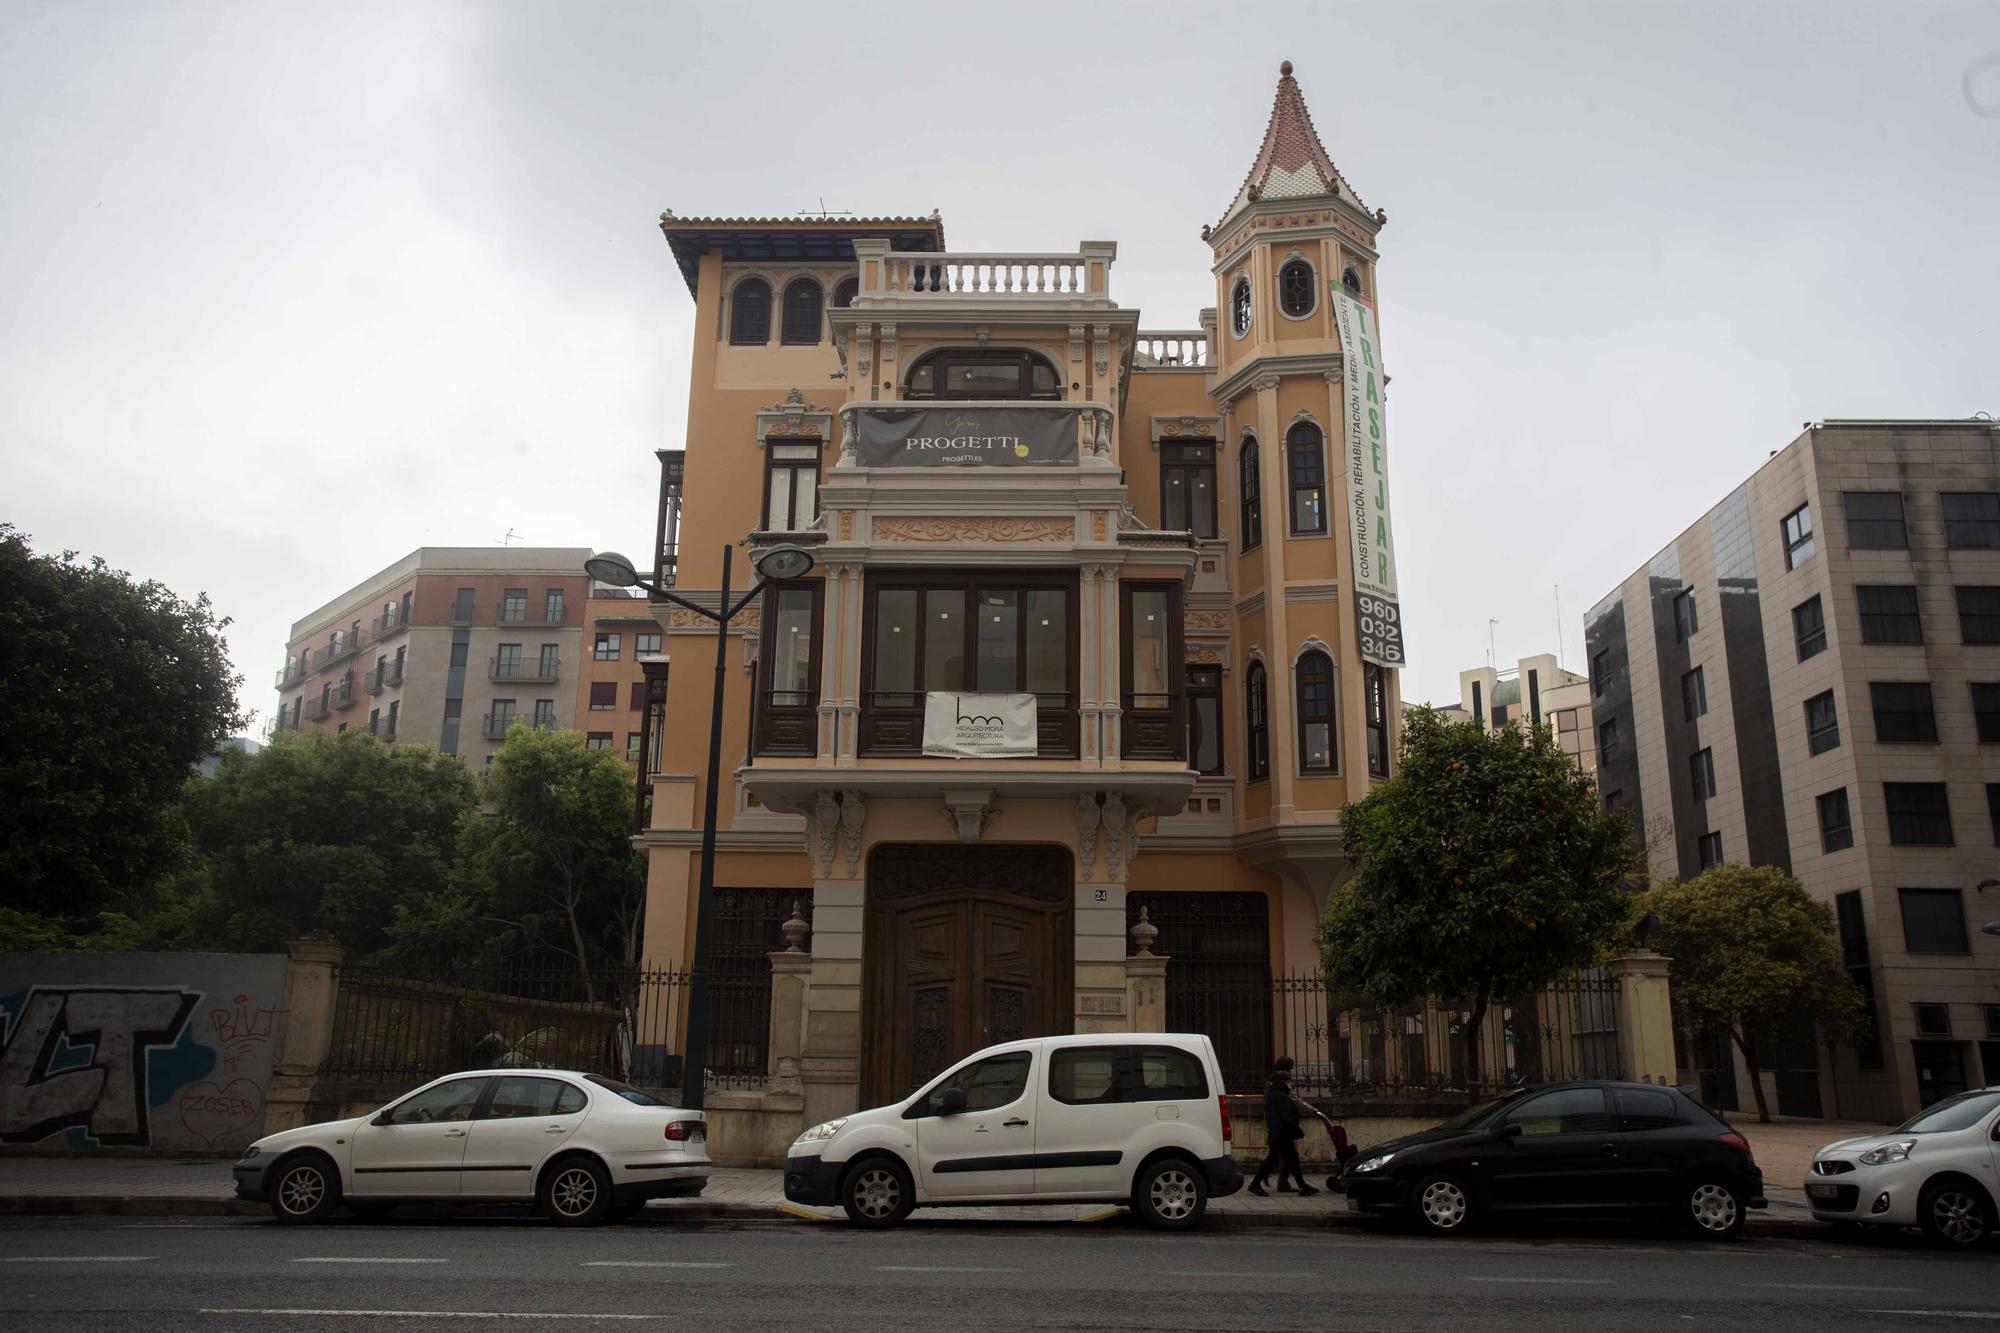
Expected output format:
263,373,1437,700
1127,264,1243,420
494,594,565,628
371,604,413,640
489,652,561,684
332,673,358,711
303,694,332,723
274,660,307,690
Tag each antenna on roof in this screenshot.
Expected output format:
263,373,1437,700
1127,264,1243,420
501,528,519,547
798,197,854,219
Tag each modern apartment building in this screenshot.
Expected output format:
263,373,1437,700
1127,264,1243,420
633,62,1407,1114
574,585,666,767
1436,653,1595,777
274,547,591,765
1585,419,2000,1120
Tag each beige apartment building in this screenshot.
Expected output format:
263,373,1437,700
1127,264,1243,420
575,585,666,768
1435,653,1596,778
1585,419,2000,1120
632,62,1411,1117
274,547,591,765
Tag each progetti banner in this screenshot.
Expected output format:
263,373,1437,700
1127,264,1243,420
854,407,1080,467
921,692,1038,757
1330,284,1406,669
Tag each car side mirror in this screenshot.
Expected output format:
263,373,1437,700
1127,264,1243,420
1495,1121,1523,1141
935,1088,967,1116
372,1111,393,1127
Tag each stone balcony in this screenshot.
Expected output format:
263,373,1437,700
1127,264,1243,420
848,239,1117,310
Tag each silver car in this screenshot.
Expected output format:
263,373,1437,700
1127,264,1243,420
1805,1084,2000,1248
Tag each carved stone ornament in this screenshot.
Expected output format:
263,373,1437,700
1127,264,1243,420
1157,416,1218,439
1186,645,1224,665
1125,803,1154,864
1129,905,1158,958
1184,610,1230,631
839,788,866,877
940,790,996,844
1250,374,1283,393
667,607,759,630
1075,792,1102,882
1091,510,1108,541
781,900,810,953
757,389,832,447
872,517,1073,543
813,790,840,877
1101,792,1126,868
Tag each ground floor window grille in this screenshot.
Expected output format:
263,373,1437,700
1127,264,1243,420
1128,891,1272,1093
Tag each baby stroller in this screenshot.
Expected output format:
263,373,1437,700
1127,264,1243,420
1307,1107,1360,1193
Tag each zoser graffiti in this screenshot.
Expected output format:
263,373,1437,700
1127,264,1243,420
0,952,287,1153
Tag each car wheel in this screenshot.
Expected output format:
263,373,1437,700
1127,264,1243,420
840,1157,914,1228
1133,1159,1208,1231
1919,1179,1995,1249
346,1201,397,1222
1411,1173,1474,1237
540,1157,612,1226
268,1155,340,1225
1684,1178,1745,1240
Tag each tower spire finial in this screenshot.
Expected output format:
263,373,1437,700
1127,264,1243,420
1280,59,1293,76
1213,61,1371,233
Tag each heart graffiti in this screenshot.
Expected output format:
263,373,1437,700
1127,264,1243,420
178,1079,263,1146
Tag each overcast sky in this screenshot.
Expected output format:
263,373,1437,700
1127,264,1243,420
5,2,1997,730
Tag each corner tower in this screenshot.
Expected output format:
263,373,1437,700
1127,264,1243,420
1207,61,1402,884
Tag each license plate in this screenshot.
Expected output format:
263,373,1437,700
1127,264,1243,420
1806,1183,1839,1199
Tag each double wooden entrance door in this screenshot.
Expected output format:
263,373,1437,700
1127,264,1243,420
864,845,1072,1106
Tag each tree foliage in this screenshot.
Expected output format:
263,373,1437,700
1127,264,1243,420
0,524,243,931
161,730,479,956
1640,863,1863,1123
1321,708,1641,1076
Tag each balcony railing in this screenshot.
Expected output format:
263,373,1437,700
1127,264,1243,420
490,656,560,683
851,239,1115,307
386,660,404,687
275,662,306,689
309,633,364,674
333,678,358,710
1133,330,1210,369
495,603,563,627
369,719,398,742
304,696,331,722
482,713,520,740
449,601,475,625
364,664,386,695
371,607,412,639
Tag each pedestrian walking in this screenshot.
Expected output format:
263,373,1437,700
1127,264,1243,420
1247,1057,1317,1196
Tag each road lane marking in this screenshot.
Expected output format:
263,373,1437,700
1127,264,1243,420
1467,1277,1613,1285
1759,1284,1921,1293
582,1262,730,1268
199,1312,667,1322
2,1255,156,1263
291,1257,447,1264
1862,1314,2000,1323
874,1265,1021,1273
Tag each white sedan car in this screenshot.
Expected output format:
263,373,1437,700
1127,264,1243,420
234,1069,709,1225
1805,1084,2000,1248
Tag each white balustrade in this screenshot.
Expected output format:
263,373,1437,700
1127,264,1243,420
1133,331,1210,369
853,240,1115,304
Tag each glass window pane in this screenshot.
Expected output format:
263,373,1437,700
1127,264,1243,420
976,591,1019,691
1302,720,1332,770
946,362,1021,395
1130,590,1169,698
873,589,918,701
923,591,964,690
770,589,815,702
1050,1048,1122,1105
1025,590,1067,695
1190,470,1215,539
792,467,817,528
1193,694,1222,772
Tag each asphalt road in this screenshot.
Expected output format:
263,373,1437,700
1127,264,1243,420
0,1212,1992,1332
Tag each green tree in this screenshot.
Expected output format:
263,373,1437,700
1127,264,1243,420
0,524,243,940
1321,708,1640,1080
165,730,479,955
1640,863,1863,1123
402,725,643,999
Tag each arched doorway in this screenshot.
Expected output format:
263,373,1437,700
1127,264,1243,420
863,844,1073,1105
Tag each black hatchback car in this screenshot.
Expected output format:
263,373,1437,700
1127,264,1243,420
1342,1081,1765,1239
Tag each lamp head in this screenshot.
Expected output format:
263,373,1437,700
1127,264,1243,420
584,551,642,588
755,543,816,582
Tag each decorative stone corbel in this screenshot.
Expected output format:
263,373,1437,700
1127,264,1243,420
1068,324,1086,365
940,789,995,844
1092,326,1109,379
880,322,897,363
839,789,866,878
1101,792,1127,867
813,791,840,878
1250,373,1283,393
1075,792,1102,882
1125,803,1155,864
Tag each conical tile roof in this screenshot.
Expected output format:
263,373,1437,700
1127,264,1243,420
1217,60,1370,229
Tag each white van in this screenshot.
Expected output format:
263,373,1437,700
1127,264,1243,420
783,1032,1241,1229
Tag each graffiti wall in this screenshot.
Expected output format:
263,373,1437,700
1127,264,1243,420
0,952,288,1153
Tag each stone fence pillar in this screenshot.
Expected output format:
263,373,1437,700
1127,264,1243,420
264,936,349,1133
1608,950,1676,1084
1126,954,1168,1032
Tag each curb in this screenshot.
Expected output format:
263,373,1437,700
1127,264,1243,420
0,1193,1825,1239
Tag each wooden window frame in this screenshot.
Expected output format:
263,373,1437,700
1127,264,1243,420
832,276,859,310
1119,581,1186,761
1160,441,1218,539
1364,662,1389,779
753,581,824,757
1245,662,1270,782
1277,259,1316,318
1238,434,1262,551
1286,423,1328,535
781,278,823,345
1186,664,1224,775
762,438,821,532
904,348,1062,401
1230,275,1252,337
1294,648,1337,774
729,277,772,346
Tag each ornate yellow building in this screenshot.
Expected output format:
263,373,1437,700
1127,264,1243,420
637,62,1403,1121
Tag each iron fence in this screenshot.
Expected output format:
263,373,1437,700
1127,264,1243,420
1265,970,1623,1099
317,960,772,1092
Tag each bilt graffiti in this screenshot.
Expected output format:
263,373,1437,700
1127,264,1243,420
0,987,202,1147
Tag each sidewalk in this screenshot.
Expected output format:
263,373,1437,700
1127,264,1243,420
0,1156,1817,1233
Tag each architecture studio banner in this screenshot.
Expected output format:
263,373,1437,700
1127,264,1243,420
1330,284,1406,669
922,692,1039,758
853,407,1080,467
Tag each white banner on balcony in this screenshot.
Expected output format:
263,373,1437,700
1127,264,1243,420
1330,284,1406,669
921,692,1038,758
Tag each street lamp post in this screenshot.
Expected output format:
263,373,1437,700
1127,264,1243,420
585,542,816,1111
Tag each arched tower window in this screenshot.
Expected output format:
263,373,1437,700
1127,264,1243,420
1230,275,1252,337
1286,422,1327,534
1278,260,1316,317
1342,267,1364,296
781,279,823,345
906,348,1061,401
1245,662,1270,781
1239,435,1262,551
833,276,859,309
730,278,771,345
1297,649,1336,772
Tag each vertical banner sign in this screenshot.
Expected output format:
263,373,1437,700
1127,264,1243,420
1330,285,1406,669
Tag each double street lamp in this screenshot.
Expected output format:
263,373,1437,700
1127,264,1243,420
584,541,817,1111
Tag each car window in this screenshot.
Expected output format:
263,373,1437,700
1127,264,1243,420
1050,1048,1123,1105
923,1051,1032,1115
1615,1088,1678,1131
555,1083,587,1115
1895,1089,2000,1134
484,1077,571,1120
1501,1087,1612,1136
1129,1046,1208,1102
585,1075,666,1106
385,1077,487,1125
1442,1093,1520,1130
